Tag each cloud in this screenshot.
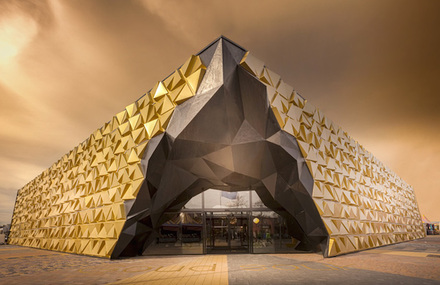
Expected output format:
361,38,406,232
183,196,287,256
0,0,439,224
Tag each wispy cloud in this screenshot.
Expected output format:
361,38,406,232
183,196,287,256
0,0,439,225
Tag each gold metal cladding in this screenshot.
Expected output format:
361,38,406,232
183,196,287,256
240,51,425,257
8,55,206,258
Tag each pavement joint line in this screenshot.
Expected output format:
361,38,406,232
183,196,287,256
367,249,439,258
0,247,30,251
0,254,54,259
1,238,440,284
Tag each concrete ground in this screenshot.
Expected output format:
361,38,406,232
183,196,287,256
1,236,439,285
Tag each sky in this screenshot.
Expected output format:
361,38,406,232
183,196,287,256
0,0,439,225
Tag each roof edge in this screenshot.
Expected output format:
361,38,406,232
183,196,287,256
196,35,247,55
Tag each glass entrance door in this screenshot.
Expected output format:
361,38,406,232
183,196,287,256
206,212,250,253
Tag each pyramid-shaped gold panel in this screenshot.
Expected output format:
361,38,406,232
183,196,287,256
8,55,206,258
240,52,425,256
9,37,424,259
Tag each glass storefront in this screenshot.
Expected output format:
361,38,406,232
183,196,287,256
144,189,300,255
251,211,300,253
144,212,204,255
206,211,250,253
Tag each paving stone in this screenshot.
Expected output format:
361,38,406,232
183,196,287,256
227,254,438,285
0,237,439,284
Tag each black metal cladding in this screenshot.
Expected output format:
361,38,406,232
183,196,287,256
111,37,328,258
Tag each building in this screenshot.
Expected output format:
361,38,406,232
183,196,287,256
0,224,9,245
0,230,5,245
8,37,425,258
422,215,439,235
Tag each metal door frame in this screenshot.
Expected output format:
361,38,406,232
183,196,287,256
204,210,251,254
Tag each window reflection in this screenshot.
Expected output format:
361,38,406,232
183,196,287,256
251,191,267,208
203,189,250,209
252,211,299,253
145,212,203,255
183,192,203,209
252,211,277,253
205,211,249,253
181,189,267,210
144,189,299,255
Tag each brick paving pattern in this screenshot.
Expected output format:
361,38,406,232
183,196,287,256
0,236,439,284
228,254,438,285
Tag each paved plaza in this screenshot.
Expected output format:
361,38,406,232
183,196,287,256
1,236,439,284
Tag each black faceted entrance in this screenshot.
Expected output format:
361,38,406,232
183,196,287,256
111,38,328,258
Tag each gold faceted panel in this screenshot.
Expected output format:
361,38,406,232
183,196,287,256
240,51,425,257
10,37,424,259
8,55,206,258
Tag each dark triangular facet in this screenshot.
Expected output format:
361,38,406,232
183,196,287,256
232,120,265,144
222,37,247,64
113,36,328,260
198,39,220,67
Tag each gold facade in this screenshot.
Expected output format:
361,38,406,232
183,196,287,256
8,55,206,258
9,37,424,258
240,52,425,256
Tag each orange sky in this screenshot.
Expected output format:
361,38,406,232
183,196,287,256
1,0,439,225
